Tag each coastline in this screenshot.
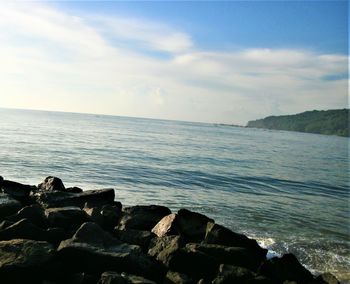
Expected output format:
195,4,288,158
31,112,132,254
0,176,341,284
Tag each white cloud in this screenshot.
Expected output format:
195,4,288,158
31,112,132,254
0,2,347,124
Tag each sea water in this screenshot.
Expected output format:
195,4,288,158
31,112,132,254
0,108,349,282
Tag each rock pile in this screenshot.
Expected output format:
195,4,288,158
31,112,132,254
0,176,339,284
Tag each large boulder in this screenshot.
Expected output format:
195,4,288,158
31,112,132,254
117,205,171,231
258,253,313,284
57,222,164,281
1,179,35,202
114,228,155,251
177,209,214,242
204,222,267,258
185,243,265,271
212,264,255,284
98,271,157,284
38,176,66,192
0,193,22,219
31,188,115,208
84,203,122,231
45,206,89,232
151,213,179,237
0,239,55,283
5,204,46,228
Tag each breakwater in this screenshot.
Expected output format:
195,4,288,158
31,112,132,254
0,176,340,284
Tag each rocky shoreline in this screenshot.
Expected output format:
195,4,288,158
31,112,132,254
0,176,339,284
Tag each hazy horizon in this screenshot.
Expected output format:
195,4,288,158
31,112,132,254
0,1,348,125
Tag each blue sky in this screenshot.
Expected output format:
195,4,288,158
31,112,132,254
0,1,348,124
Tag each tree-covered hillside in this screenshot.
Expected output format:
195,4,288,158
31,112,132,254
246,109,349,137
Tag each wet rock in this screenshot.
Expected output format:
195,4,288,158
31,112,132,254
0,239,55,283
259,253,313,284
0,218,65,245
204,222,267,258
212,264,255,284
152,213,179,237
6,204,46,227
84,203,122,231
117,205,171,231
45,206,89,232
38,176,66,191
148,235,185,265
32,188,115,208
0,193,22,219
98,271,157,284
164,270,193,284
114,228,155,251
58,222,164,281
185,243,265,271
313,273,340,284
1,179,35,202
177,209,213,242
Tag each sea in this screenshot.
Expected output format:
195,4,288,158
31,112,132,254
0,108,349,282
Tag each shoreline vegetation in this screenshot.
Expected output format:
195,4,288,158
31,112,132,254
0,176,340,284
246,109,349,137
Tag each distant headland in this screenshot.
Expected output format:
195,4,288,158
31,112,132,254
246,109,349,137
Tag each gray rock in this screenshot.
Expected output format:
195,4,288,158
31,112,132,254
38,176,66,191
151,213,179,237
0,193,22,219
258,253,313,284
177,209,213,242
212,264,255,284
84,203,121,231
6,204,46,227
98,271,157,284
1,179,35,201
114,228,155,251
117,205,171,231
164,270,193,284
313,273,340,284
148,235,185,265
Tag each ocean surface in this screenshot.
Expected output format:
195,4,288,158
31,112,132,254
0,108,349,282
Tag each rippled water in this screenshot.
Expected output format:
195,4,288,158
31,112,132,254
0,108,349,282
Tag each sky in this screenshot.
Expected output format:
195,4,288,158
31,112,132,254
0,1,348,124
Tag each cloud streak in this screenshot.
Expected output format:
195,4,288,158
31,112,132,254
0,2,347,124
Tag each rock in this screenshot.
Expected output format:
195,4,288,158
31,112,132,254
84,203,121,231
185,243,265,271
0,218,65,245
57,222,164,281
38,176,66,191
313,273,340,284
114,228,155,251
0,220,14,230
0,239,55,283
117,205,171,231
65,187,84,193
32,188,115,208
177,209,213,242
0,176,3,186
98,271,157,284
258,253,313,284
148,235,185,265
164,270,193,284
5,204,46,227
204,222,267,258
0,193,22,219
212,264,255,284
45,206,89,232
151,213,179,237
1,179,35,202
246,275,275,283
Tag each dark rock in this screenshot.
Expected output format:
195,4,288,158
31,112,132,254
65,187,84,193
148,235,185,265
1,179,35,202
197,279,211,284
185,243,265,271
57,222,164,281
84,203,121,231
212,264,255,284
0,220,14,230
32,188,115,208
152,213,179,237
0,218,66,245
177,209,213,242
38,176,66,191
45,206,89,232
258,253,313,284
313,273,340,284
0,193,22,219
204,222,267,258
98,271,157,284
114,228,155,251
117,205,171,231
164,270,193,284
0,239,55,283
6,204,46,227
246,275,275,283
